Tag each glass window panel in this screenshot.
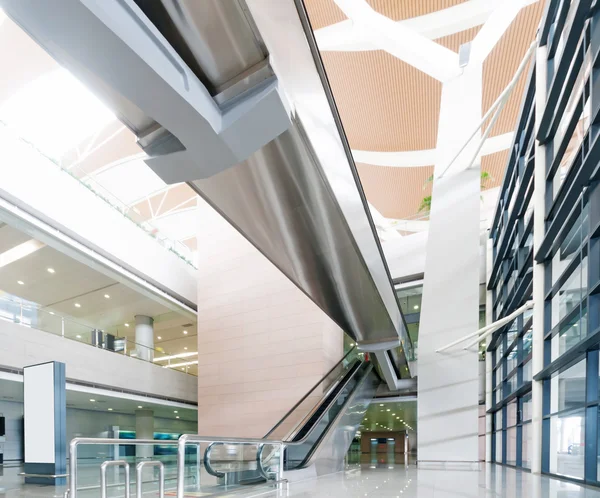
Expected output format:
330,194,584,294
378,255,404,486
522,422,531,469
396,285,423,315
549,410,585,480
521,394,532,422
551,256,588,328
551,204,589,285
507,348,518,374
523,361,532,383
495,363,504,387
551,308,588,361
507,374,517,395
507,427,517,466
495,410,503,431
507,320,518,346
550,359,586,414
495,431,503,463
523,330,533,358
507,401,518,428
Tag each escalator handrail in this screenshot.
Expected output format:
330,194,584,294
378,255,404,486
263,346,358,439
255,359,371,475
203,442,225,478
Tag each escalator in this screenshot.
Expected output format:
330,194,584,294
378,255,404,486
202,348,379,484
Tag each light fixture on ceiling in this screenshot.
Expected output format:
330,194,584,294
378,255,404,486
125,323,130,327
137,405,143,409
49,311,55,315
89,399,96,402
17,280,24,285
76,335,82,339
0,240,45,269
74,303,81,308
104,294,110,299
380,404,384,407
414,305,419,310
184,347,188,350
350,343,355,346
174,410,178,414
176,416,180,419
108,408,113,411
183,330,188,335
386,409,390,412
157,336,162,340
47,268,55,274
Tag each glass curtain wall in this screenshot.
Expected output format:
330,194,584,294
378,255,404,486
489,0,600,486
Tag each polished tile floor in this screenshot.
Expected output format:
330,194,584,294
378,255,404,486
1,458,599,498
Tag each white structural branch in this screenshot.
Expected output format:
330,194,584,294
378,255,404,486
331,0,535,465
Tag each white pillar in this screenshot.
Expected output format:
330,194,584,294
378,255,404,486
135,315,154,362
135,409,154,459
417,62,482,467
530,44,548,476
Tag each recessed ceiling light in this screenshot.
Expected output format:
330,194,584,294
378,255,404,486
380,404,384,407
108,408,113,411
184,347,188,350
125,323,130,327
176,416,180,419
157,336,162,340
174,410,178,414
89,399,95,402
104,294,110,299
183,330,188,335
350,343,355,346
386,409,390,412
76,335,82,339
47,268,55,274
414,305,419,310
49,311,55,315
17,280,24,285
74,303,81,308
392,414,396,416
137,405,143,409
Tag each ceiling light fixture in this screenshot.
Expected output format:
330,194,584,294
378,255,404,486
176,416,180,419
0,240,45,269
74,303,81,308
157,336,162,340
183,330,188,335
108,408,113,411
414,305,419,310
104,294,110,299
17,280,24,285
184,347,188,350
174,410,178,414
89,399,95,402
125,323,130,327
76,335,82,339
138,405,143,409
47,268,55,274
49,311,55,315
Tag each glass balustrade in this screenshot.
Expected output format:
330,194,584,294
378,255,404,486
0,295,196,376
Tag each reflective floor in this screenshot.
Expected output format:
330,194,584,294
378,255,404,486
2,457,600,498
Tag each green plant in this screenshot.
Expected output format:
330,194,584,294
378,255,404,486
418,171,492,212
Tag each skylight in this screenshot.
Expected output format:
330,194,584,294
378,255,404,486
0,68,115,160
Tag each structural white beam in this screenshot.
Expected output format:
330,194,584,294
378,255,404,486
352,132,513,167
470,0,531,64
316,0,539,52
333,0,460,82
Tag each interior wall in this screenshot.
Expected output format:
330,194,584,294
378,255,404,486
0,401,197,461
195,199,344,437
360,431,406,454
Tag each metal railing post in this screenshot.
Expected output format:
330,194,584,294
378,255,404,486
176,435,188,498
69,440,78,498
100,461,130,498
136,461,164,498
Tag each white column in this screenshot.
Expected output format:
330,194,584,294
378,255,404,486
531,44,548,476
135,409,154,459
417,63,482,467
135,315,154,362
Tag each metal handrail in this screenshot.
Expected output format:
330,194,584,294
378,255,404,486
69,438,180,498
263,346,357,439
188,359,372,493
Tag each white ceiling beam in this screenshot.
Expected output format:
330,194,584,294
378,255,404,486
352,131,513,167
317,0,539,52
469,0,532,64
333,0,460,82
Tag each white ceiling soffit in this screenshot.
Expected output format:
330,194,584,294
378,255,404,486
150,208,198,241
316,0,539,52
353,131,513,167
93,158,166,205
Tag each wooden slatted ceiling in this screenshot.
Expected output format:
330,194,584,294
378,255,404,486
482,1,544,135
305,0,543,221
303,0,469,30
